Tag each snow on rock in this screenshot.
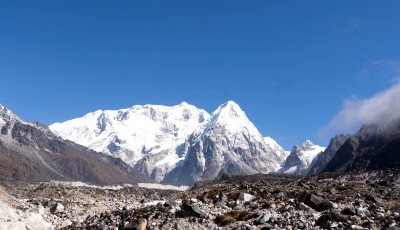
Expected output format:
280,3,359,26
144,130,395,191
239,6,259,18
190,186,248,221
300,140,326,166
50,102,210,182
163,101,284,185
50,101,287,184
279,140,326,175
237,192,256,202
264,136,289,166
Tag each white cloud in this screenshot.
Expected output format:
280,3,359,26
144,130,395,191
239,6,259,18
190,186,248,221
320,82,400,136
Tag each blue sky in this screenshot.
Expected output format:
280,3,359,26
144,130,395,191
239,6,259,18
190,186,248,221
1,1,400,149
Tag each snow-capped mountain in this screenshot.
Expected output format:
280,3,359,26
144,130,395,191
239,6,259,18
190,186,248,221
279,140,326,175
50,101,285,184
264,136,290,166
50,102,210,182
163,101,285,185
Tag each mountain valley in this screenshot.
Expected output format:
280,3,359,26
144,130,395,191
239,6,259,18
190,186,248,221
0,101,399,229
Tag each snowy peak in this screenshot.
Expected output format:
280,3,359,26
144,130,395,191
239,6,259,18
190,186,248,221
50,102,211,182
163,102,285,185
296,140,325,163
199,100,261,138
280,140,326,175
214,100,244,116
50,101,287,185
300,140,314,150
0,104,24,130
0,104,20,122
210,100,246,122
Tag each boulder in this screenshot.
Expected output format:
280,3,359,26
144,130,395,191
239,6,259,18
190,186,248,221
315,212,347,228
255,211,271,224
237,193,255,202
341,207,356,216
177,200,207,218
296,191,333,211
125,218,147,230
50,203,64,214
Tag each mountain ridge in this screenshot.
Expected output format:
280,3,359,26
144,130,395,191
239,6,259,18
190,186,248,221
50,101,288,184
278,140,326,175
0,104,150,185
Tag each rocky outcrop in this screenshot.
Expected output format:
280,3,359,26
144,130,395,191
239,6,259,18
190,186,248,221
307,134,350,176
321,122,400,173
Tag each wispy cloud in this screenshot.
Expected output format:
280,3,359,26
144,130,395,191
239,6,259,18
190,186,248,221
360,60,400,82
320,60,400,137
330,17,362,36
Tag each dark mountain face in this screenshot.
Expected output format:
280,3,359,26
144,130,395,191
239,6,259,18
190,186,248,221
321,122,400,173
306,135,350,176
0,106,150,185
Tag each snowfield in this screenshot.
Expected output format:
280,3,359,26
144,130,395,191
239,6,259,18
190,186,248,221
138,183,189,191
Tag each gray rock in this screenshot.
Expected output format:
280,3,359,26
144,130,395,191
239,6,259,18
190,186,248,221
298,202,312,211
215,192,227,204
42,199,57,208
237,193,255,202
125,218,147,230
297,191,333,211
255,211,271,224
50,203,64,214
178,200,208,218
316,212,347,228
342,207,357,216
350,225,369,230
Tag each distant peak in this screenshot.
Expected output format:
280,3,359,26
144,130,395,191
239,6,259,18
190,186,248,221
301,140,315,149
178,102,189,106
303,139,314,145
215,100,244,115
0,103,8,111
199,100,261,137
0,103,20,121
220,100,240,108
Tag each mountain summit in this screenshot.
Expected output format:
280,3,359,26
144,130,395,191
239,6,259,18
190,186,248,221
163,101,285,185
279,140,326,175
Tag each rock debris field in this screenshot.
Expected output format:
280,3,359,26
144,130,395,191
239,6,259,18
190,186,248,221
0,170,399,230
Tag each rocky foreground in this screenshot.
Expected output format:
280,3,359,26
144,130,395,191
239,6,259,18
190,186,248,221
0,170,399,230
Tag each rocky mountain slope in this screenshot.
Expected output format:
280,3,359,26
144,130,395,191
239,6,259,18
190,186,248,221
321,121,400,173
0,104,150,185
322,121,400,172
306,134,350,176
279,140,326,175
50,101,286,184
163,101,286,185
